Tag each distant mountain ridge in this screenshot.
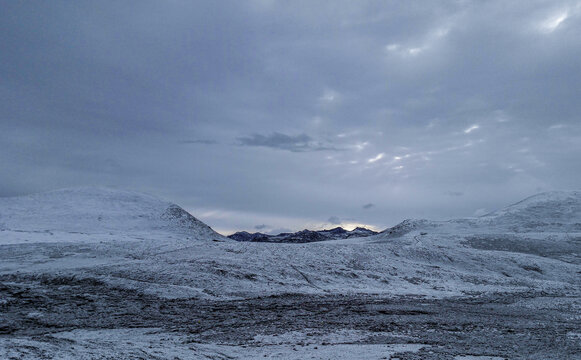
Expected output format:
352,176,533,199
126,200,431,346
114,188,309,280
2,188,579,243
228,226,378,243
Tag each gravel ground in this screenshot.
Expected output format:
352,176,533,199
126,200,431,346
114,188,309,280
1,274,579,359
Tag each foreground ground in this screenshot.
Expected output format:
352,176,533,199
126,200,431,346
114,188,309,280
1,273,580,359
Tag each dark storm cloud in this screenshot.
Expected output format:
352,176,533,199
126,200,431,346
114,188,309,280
1,1,580,234
237,132,338,152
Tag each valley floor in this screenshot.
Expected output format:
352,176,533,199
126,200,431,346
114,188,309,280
1,274,579,360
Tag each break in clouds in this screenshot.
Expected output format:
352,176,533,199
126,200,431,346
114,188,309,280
1,1,580,234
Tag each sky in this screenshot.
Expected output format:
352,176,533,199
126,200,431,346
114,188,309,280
1,1,580,235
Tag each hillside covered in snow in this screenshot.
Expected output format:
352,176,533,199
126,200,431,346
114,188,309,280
1,187,578,299
1,188,580,359
0,187,221,238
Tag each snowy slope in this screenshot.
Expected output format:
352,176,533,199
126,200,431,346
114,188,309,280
379,191,581,238
1,188,580,359
0,188,579,300
478,190,581,231
0,187,221,238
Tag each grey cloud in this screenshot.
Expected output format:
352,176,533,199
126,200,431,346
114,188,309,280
179,140,218,145
254,224,268,230
268,228,293,235
445,191,464,197
327,216,342,225
363,203,375,209
1,1,579,233
237,132,337,152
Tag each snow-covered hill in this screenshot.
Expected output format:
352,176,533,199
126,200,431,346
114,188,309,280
0,187,579,300
0,187,221,238
1,188,580,359
380,191,581,239
479,190,581,231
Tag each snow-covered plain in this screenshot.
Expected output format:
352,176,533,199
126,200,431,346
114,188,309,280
1,188,580,359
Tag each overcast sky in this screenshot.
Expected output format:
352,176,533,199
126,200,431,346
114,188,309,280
1,1,580,234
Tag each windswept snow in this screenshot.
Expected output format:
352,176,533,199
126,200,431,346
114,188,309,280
479,190,581,232
0,327,429,360
0,187,221,238
1,187,580,359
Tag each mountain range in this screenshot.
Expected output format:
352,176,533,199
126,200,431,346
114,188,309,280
228,226,378,243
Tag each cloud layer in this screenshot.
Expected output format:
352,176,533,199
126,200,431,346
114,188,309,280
238,132,337,152
1,1,580,234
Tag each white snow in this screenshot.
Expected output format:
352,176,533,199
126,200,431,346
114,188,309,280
0,186,220,238
0,187,579,358
0,328,429,360
0,187,579,299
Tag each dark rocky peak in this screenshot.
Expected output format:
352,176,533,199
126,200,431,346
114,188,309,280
228,226,378,243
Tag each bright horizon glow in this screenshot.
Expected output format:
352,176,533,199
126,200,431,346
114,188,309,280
190,206,383,236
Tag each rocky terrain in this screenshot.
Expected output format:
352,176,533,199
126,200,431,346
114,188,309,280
228,226,378,243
